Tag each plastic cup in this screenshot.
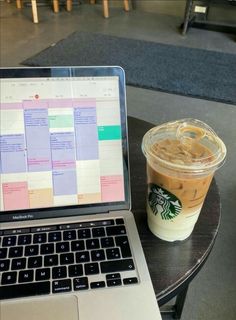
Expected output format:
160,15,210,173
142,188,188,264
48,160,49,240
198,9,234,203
142,119,226,242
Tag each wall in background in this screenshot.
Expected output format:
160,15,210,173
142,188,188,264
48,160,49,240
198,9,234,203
110,0,185,17
110,0,236,22
131,0,185,17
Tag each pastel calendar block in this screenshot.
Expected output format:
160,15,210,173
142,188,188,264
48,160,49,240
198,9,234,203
101,175,125,202
2,182,29,210
29,188,53,209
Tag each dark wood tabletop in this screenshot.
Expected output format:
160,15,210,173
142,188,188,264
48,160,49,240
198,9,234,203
128,116,221,308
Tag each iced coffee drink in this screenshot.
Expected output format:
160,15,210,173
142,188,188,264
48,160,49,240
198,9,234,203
142,119,226,241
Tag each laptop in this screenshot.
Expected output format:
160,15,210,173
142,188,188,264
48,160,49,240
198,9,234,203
0,66,162,320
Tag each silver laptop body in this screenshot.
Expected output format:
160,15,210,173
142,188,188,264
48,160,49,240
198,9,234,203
0,66,161,320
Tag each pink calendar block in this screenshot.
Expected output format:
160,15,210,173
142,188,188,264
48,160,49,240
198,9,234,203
2,182,29,210
101,175,125,202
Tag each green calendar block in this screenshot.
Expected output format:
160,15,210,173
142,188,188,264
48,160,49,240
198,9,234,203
49,115,73,128
98,125,121,140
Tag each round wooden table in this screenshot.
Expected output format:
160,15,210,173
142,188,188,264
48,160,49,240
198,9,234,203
128,117,221,318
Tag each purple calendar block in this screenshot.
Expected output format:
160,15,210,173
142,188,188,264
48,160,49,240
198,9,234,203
75,124,99,160
50,132,76,170
74,107,98,160
0,134,26,173
24,109,51,172
52,170,77,196
74,107,97,125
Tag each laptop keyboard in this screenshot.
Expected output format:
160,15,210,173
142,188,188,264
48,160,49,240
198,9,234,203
0,218,139,300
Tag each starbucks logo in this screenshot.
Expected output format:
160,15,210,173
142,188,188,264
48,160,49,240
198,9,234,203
148,184,182,220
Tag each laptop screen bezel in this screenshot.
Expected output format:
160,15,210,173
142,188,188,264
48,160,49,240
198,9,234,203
0,66,131,223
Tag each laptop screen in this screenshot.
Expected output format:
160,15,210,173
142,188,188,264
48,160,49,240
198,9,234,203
0,67,130,222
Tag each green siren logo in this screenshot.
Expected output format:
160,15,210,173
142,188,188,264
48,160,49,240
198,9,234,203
148,184,182,220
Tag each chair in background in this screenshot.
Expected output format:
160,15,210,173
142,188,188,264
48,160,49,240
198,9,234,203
7,0,130,23
54,0,74,12
100,0,130,18
67,0,130,18
8,0,69,23
14,0,39,23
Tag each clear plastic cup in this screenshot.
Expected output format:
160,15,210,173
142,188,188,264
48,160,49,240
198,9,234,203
142,119,226,242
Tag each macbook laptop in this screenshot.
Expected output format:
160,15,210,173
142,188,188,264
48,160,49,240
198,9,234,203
0,66,162,320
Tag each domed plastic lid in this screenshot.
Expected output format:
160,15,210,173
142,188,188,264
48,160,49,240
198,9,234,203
142,119,227,174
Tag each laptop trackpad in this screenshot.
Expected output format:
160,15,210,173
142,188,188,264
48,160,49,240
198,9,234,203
1,295,79,320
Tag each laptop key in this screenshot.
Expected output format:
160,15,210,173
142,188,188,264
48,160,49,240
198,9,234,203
101,237,115,248
78,229,91,239
0,259,10,271
48,232,62,242
0,282,50,300
106,248,121,260
28,256,43,268
115,218,124,225
1,271,17,285
68,264,83,277
92,227,105,237
52,266,67,279
90,281,106,289
84,263,99,275
33,233,47,244
18,234,32,245
52,279,72,294
41,243,54,255
107,279,122,287
44,254,58,266
73,277,89,290
2,236,17,247
106,273,121,280
9,246,23,258
56,242,70,253
106,226,126,236
86,238,100,250
19,270,34,283
25,245,39,256
71,240,85,251
115,236,132,258
101,259,135,273
36,268,51,281
76,251,90,263
63,230,76,241
123,277,138,285
91,249,105,261
11,258,26,270
60,253,74,265
0,248,8,259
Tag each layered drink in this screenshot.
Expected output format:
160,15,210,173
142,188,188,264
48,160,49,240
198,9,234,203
142,119,226,241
